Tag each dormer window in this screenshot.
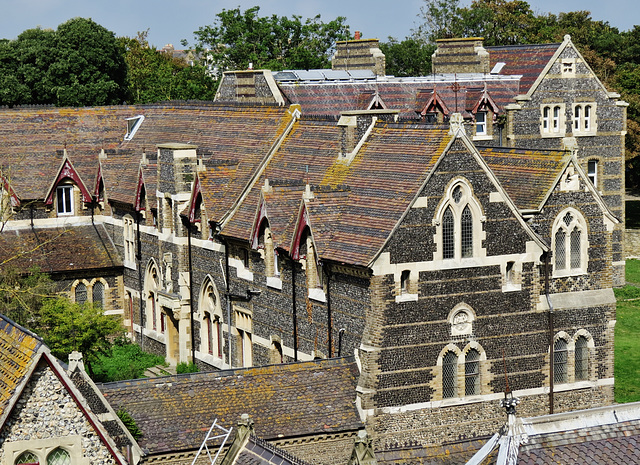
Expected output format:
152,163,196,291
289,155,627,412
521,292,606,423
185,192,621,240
125,115,144,141
56,185,74,215
475,112,487,135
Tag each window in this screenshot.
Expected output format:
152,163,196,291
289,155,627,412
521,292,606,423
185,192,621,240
124,115,144,140
236,309,253,367
465,348,481,396
200,278,223,359
561,59,575,76
92,281,104,309
554,338,568,384
541,104,565,137
553,209,588,275
75,283,87,304
400,270,410,295
145,262,160,332
56,185,73,215
436,181,484,261
575,335,589,381
123,215,135,264
573,103,597,135
588,159,598,187
475,111,487,135
46,449,70,465
442,351,458,399
15,451,38,464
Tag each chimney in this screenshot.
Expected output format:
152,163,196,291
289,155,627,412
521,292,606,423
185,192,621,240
332,37,386,76
432,37,490,74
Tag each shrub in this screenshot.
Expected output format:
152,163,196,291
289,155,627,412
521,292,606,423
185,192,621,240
176,361,199,374
91,339,166,382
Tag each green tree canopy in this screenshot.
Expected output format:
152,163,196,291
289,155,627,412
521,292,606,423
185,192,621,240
121,31,217,104
379,38,435,77
0,18,127,107
190,6,350,77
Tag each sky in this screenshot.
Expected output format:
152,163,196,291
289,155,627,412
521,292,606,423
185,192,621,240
0,0,637,49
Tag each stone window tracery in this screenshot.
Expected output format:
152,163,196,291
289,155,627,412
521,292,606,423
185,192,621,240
435,180,484,262
15,451,38,464
552,208,588,276
541,104,566,137
46,448,70,465
200,277,223,360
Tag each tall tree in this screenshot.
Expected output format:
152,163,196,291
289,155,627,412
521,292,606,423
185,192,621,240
190,6,350,77
0,18,127,107
121,31,216,104
380,38,435,77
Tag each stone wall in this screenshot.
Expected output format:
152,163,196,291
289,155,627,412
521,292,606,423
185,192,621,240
0,363,117,465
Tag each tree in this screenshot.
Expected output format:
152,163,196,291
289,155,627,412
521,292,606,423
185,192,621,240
37,297,124,375
0,266,55,328
380,38,435,77
0,18,127,107
120,31,217,104
190,6,350,77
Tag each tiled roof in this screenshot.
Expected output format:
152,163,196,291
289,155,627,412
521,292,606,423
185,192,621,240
224,119,452,267
487,43,560,94
98,357,362,456
0,314,42,424
277,77,521,119
480,147,570,211
0,224,122,273
100,150,142,205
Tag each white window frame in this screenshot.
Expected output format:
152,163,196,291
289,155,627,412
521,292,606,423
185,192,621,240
475,111,487,135
540,103,566,137
123,214,136,267
572,103,597,136
587,159,599,188
552,208,589,277
56,184,74,216
124,115,145,141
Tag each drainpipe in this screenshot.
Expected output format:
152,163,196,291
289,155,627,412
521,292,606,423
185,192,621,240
337,328,346,357
326,264,332,357
136,210,144,350
545,252,555,414
291,257,298,362
187,220,195,364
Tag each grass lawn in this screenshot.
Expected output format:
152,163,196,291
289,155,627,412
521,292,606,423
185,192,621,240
615,259,640,403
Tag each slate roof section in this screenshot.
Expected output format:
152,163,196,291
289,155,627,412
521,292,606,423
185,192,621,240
224,119,452,267
98,357,362,456
0,224,122,274
487,43,560,94
480,147,570,211
276,77,521,119
0,314,42,424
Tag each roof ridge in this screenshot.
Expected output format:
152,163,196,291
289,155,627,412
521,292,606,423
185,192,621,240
98,355,356,388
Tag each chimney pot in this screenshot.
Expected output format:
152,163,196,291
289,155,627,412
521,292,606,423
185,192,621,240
354,31,361,40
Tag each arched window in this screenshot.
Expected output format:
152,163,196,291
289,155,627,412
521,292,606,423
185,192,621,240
553,209,588,275
575,335,589,381
200,278,223,359
465,348,481,396
15,451,38,464
92,281,104,309
145,262,160,331
442,351,458,399
46,448,70,465
554,338,568,383
436,181,484,261
123,214,135,263
75,283,87,304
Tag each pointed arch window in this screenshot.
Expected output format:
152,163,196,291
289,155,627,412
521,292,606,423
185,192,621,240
575,335,589,381
553,209,588,276
46,449,70,465
465,348,481,396
145,263,160,332
15,451,38,464
75,283,87,304
554,338,568,384
436,181,484,261
200,278,223,360
92,281,104,309
442,351,458,399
